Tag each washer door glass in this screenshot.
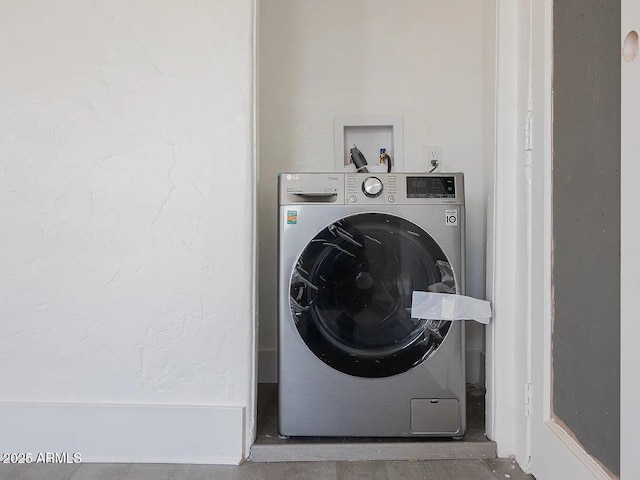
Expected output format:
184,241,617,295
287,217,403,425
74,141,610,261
290,212,456,378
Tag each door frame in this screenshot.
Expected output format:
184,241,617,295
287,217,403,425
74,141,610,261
488,0,611,474
620,2,640,478
485,0,531,464
490,0,634,478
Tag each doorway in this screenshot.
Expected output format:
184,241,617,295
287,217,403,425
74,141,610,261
254,0,497,460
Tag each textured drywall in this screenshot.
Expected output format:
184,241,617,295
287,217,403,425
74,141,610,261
258,0,487,382
0,0,255,453
552,0,620,475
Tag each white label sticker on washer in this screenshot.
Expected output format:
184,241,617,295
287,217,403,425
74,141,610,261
445,209,458,226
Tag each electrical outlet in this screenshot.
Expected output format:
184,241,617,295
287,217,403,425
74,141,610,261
426,145,442,171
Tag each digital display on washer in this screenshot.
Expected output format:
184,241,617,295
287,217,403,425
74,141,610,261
406,176,456,198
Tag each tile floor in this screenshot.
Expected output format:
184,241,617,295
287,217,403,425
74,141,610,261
0,458,535,480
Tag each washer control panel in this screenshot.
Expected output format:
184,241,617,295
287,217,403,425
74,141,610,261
347,174,399,204
279,173,464,205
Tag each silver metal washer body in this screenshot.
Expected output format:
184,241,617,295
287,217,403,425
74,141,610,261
278,172,466,437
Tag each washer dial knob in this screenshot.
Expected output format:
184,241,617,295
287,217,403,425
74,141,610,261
362,176,383,198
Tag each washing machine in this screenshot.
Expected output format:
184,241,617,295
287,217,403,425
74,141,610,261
278,172,466,437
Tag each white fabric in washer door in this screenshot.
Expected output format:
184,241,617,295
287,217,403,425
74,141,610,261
411,292,492,324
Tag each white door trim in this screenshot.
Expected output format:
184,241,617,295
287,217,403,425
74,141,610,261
485,0,531,464
620,2,640,478
249,0,259,452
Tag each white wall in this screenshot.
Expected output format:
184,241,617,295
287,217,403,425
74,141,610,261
259,0,487,382
0,0,256,464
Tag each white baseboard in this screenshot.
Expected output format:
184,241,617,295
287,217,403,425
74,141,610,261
258,348,277,383
0,402,245,465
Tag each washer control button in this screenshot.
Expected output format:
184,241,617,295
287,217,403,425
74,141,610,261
349,195,358,203
362,176,383,198
388,195,396,203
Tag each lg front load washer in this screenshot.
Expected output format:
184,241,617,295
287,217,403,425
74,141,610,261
278,172,466,437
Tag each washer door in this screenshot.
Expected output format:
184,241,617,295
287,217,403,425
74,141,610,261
290,212,456,378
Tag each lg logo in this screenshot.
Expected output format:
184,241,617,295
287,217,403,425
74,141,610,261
445,209,458,226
